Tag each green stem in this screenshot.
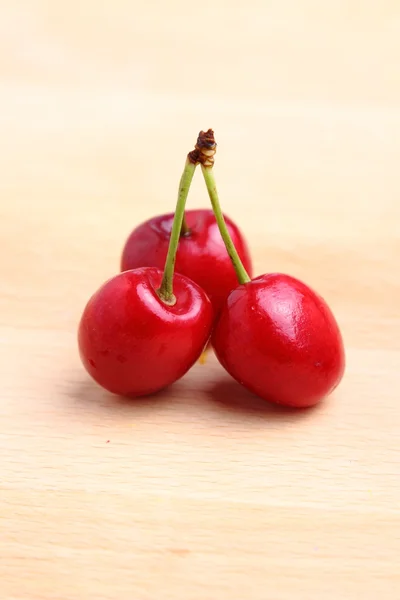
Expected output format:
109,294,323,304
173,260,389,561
158,159,197,304
201,164,250,285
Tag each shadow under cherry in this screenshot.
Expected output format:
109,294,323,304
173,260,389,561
205,375,320,421
64,375,172,416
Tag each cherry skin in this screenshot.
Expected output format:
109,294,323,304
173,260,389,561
120,209,253,317
78,267,213,397
212,273,345,408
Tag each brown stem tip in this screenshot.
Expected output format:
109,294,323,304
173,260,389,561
188,129,217,167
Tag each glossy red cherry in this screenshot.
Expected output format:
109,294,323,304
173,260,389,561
120,208,252,317
78,267,213,397
212,273,345,408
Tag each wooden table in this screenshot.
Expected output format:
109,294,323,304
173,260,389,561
1,2,399,598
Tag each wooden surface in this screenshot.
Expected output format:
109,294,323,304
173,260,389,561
1,2,399,599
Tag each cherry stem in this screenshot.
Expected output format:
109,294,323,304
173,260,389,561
157,158,197,304
201,164,251,285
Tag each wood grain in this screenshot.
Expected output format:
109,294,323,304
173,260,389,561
1,1,399,598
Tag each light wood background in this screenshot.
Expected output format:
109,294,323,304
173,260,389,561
1,2,399,599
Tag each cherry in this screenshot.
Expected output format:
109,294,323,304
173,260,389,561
78,145,213,397
120,209,252,317
78,267,212,396
199,131,345,408
212,274,345,408
120,131,252,318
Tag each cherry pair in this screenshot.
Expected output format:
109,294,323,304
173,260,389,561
78,130,345,408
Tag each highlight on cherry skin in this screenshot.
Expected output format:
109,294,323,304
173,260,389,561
78,267,213,397
120,208,253,318
212,273,345,409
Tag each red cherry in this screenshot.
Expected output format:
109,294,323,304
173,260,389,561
78,267,213,397
120,209,252,317
212,273,345,408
